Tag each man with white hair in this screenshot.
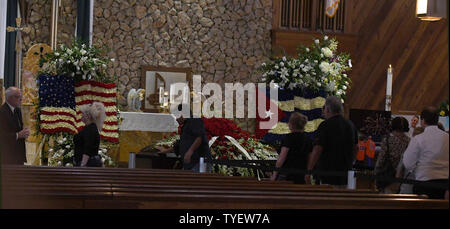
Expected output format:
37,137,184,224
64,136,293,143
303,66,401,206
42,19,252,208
305,96,358,187
0,87,29,165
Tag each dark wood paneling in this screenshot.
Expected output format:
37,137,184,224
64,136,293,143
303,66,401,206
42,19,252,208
349,0,449,114
271,30,358,56
272,0,449,115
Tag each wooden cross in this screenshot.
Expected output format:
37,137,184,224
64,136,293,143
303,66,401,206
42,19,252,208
7,17,30,88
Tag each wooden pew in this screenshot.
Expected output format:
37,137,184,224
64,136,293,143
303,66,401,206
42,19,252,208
2,166,448,209
3,187,447,209
4,179,444,209
2,166,367,193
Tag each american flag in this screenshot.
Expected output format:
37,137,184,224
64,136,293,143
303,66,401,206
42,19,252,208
38,74,78,134
38,76,119,143
74,81,119,143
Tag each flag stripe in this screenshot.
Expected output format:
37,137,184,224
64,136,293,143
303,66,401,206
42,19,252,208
75,80,116,89
76,100,116,106
40,110,76,119
75,95,116,103
75,91,116,98
74,80,119,143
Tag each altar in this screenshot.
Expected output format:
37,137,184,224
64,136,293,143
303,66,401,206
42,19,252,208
116,112,178,167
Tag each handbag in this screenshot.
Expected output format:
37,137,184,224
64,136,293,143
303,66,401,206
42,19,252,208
375,137,396,189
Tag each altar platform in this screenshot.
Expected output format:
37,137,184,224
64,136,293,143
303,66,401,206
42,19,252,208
115,112,178,167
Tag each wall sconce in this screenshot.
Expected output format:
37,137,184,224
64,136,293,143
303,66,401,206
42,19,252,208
416,0,447,21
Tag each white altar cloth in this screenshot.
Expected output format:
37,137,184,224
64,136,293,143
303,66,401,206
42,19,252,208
119,112,178,132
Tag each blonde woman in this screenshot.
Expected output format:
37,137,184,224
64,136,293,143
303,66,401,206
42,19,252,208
74,102,106,167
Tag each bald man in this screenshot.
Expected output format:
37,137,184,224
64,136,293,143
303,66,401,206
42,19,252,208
0,87,29,165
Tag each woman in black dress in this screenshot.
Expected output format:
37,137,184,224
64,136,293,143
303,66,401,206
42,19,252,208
271,112,313,184
74,102,106,167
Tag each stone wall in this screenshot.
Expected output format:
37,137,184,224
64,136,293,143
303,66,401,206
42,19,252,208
24,0,77,53
22,0,273,132
94,0,272,131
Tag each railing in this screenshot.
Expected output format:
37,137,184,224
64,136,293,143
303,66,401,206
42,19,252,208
275,0,347,32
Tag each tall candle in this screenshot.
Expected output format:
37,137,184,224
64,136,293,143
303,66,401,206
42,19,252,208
182,82,189,104
163,91,169,108
159,83,164,104
386,65,393,96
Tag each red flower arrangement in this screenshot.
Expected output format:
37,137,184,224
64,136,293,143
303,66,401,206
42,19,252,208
157,117,277,176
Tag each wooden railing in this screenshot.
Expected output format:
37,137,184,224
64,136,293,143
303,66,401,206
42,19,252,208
274,0,348,33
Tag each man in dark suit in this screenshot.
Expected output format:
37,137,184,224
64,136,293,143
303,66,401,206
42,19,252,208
0,87,29,165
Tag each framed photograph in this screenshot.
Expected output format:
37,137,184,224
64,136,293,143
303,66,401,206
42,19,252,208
141,66,192,113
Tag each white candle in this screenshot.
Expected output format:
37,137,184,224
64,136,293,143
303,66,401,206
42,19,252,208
183,82,189,104
169,84,176,105
386,65,393,96
159,84,164,104
163,92,169,108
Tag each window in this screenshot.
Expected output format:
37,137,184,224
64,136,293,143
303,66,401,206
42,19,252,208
278,0,347,32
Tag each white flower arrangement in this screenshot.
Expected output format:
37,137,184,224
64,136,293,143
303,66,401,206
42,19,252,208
47,134,75,167
46,133,116,167
39,40,116,83
98,147,116,167
211,137,278,177
259,35,352,101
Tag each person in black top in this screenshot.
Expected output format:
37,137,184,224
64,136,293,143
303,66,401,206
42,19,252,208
305,96,358,187
157,104,212,172
271,112,312,184
74,102,105,167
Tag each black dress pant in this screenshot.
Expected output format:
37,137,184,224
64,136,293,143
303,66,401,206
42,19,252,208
413,179,449,199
